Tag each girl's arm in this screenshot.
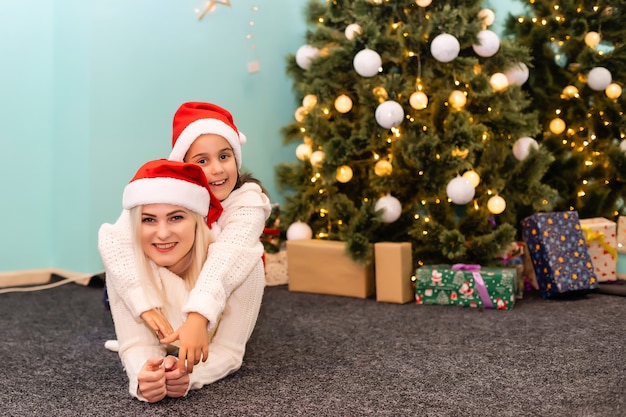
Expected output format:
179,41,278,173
182,183,271,330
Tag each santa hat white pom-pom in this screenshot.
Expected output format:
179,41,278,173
239,132,247,145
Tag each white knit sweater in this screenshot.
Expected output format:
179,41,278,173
98,182,271,399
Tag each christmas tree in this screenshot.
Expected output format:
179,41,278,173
276,0,556,266
504,0,626,219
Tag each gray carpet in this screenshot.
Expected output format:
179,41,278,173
0,277,624,417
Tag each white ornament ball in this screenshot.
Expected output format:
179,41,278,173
334,94,353,113
512,137,539,161
473,30,500,57
286,221,313,240
416,0,432,7
430,34,461,63
409,91,428,110
295,143,312,161
446,176,476,205
487,195,506,214
620,140,626,153
478,9,496,27
345,23,362,40
310,150,325,167
295,45,320,70
587,67,612,91
505,63,529,86
375,100,405,129
375,195,402,223
605,83,622,99
353,48,382,77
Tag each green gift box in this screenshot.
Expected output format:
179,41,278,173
415,264,517,310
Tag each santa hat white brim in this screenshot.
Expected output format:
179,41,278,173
169,119,245,168
123,177,210,216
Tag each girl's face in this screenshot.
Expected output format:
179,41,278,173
140,204,196,275
184,134,238,202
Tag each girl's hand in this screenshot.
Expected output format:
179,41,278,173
137,357,167,403
163,355,190,398
140,309,174,339
160,312,209,374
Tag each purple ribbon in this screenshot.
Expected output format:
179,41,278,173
451,264,493,309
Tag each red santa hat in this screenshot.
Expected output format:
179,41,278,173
122,159,223,225
168,102,247,169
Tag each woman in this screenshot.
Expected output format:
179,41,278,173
102,159,216,402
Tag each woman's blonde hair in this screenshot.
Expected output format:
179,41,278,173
129,206,212,297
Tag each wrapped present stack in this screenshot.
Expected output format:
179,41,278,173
579,217,617,282
521,211,598,299
415,264,517,310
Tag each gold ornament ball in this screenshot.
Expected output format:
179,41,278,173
295,143,312,161
478,8,496,27
310,150,325,167
294,106,307,123
584,31,601,48
302,94,318,110
489,73,509,92
462,170,481,187
374,160,393,176
606,83,622,99
334,94,353,113
549,118,566,135
449,90,467,109
336,165,354,183
487,195,506,214
409,91,428,110
562,85,579,99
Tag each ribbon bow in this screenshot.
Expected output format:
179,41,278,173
581,225,617,259
451,263,481,272
451,263,492,308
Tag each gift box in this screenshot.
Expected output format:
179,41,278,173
496,241,538,299
374,242,414,304
579,217,617,282
618,217,626,280
415,264,517,310
287,239,375,298
521,211,598,299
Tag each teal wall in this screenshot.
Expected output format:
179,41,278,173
0,0,521,275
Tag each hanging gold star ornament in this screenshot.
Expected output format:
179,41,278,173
197,0,232,21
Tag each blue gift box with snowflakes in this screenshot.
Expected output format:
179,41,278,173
521,211,598,299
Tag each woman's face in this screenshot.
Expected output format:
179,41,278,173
140,204,196,275
184,134,238,201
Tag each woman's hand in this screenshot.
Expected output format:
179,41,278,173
137,357,167,403
140,308,174,339
160,312,209,374
163,355,190,398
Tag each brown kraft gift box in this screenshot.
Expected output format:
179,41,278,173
287,239,375,298
374,242,414,304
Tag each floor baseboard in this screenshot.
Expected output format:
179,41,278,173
0,269,102,289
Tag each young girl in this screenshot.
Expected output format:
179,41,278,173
98,102,271,400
